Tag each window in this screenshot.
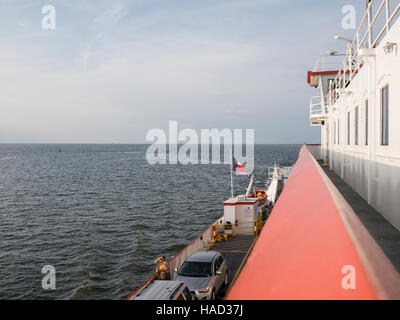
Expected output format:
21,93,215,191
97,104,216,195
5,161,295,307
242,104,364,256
214,256,224,273
327,127,329,145
355,106,359,145
214,258,221,273
217,256,224,267
347,111,351,145
365,100,368,146
178,261,212,277
182,287,192,300
381,86,389,145
334,121,337,144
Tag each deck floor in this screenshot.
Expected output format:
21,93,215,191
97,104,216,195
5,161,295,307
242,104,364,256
207,234,257,299
318,160,400,273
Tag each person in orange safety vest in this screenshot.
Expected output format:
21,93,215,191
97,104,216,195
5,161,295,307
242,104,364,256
155,256,170,280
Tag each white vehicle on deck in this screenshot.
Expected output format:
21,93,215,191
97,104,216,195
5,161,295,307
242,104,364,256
132,280,193,300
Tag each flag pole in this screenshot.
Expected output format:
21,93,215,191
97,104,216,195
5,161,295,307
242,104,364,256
230,149,234,199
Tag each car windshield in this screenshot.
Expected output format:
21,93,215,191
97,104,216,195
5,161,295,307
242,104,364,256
178,261,212,277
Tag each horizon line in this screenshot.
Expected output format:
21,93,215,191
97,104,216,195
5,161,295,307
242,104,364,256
0,142,310,145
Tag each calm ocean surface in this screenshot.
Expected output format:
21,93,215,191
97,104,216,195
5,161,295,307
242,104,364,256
0,144,301,299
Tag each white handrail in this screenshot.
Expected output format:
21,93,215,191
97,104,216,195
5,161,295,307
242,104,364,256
309,95,327,119
330,0,400,105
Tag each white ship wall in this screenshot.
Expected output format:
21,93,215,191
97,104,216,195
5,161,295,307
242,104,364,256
323,18,400,230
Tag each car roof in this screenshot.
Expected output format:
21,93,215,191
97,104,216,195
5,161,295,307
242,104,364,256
133,281,185,300
186,251,219,262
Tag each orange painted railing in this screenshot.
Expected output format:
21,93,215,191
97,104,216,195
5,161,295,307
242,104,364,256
226,145,400,300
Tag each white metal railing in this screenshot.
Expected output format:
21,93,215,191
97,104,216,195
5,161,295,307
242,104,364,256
267,166,292,181
313,53,346,72
329,0,400,105
309,95,327,123
279,167,292,179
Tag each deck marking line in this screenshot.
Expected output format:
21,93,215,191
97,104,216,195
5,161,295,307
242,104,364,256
223,236,258,299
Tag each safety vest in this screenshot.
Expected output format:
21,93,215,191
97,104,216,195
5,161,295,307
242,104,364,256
159,262,169,272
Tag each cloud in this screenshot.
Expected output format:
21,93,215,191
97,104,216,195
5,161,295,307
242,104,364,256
1,0,366,143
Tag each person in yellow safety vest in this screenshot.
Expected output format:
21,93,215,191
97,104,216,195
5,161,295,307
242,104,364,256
155,256,170,280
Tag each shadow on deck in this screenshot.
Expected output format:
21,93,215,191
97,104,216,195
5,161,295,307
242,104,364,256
318,160,400,273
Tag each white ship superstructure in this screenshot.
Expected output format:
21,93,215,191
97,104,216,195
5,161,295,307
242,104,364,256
308,0,400,230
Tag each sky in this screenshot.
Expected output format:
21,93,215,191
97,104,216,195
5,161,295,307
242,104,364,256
0,0,369,144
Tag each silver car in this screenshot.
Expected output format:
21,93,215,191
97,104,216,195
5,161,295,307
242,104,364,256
174,251,228,300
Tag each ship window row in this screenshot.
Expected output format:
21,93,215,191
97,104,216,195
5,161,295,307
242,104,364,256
333,86,389,147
